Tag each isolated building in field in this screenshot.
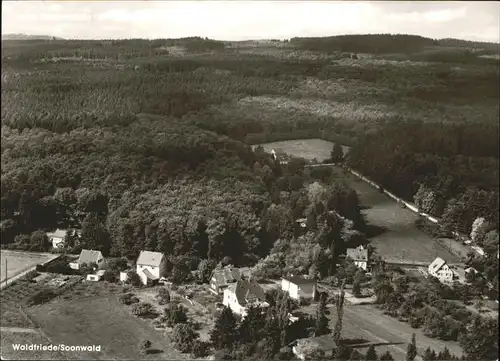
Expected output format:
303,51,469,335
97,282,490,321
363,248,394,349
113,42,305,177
291,334,337,361
209,266,241,294
222,279,269,318
86,270,106,282
46,228,81,249
428,257,456,283
70,249,104,270
281,275,317,300
136,250,167,286
346,245,370,271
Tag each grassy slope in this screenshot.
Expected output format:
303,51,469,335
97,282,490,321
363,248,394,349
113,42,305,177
28,295,189,360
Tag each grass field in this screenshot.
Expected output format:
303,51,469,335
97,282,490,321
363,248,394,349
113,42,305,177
0,250,59,283
330,166,461,264
27,294,189,360
1,330,68,360
253,138,348,162
334,304,463,360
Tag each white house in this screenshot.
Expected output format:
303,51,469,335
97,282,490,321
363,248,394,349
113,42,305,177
69,249,104,270
428,257,456,283
86,270,106,282
281,275,317,300
346,245,370,271
223,279,269,318
136,250,167,286
209,266,241,295
292,334,337,361
46,229,81,249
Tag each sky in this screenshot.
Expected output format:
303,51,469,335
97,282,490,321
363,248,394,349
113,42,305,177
2,1,500,43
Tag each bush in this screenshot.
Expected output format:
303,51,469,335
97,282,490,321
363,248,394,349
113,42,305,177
164,303,188,326
171,323,199,353
131,302,155,317
119,292,139,305
139,340,151,355
156,287,171,305
192,340,209,357
26,288,57,306
126,270,142,287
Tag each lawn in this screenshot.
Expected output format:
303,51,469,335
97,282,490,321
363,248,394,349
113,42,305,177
0,330,68,360
27,294,190,360
330,166,461,264
253,138,348,162
0,250,59,283
334,304,464,360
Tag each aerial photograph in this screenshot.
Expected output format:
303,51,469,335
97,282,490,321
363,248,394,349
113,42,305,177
1,1,499,360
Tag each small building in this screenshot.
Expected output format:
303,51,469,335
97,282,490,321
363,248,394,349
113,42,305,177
46,229,81,249
136,250,167,286
209,266,241,295
223,279,269,318
428,257,456,283
281,275,317,300
86,270,106,282
292,334,337,361
346,245,370,271
70,249,104,270
119,271,129,283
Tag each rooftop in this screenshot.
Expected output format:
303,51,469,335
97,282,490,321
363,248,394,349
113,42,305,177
137,250,164,267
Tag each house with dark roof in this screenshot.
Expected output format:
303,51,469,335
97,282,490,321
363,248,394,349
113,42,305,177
69,249,104,270
209,266,241,294
281,275,317,300
222,278,269,317
291,334,337,361
136,250,166,286
346,245,370,271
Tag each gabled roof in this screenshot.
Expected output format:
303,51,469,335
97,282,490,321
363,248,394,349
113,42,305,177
211,266,241,287
142,268,158,280
47,229,81,239
346,245,369,261
78,249,103,265
229,279,266,307
294,334,337,355
137,251,164,267
282,275,316,285
428,257,447,273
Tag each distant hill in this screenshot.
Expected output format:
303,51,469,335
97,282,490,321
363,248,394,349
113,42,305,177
1,33,64,41
289,34,438,54
289,34,499,55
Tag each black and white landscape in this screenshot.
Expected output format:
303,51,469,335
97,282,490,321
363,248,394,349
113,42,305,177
1,1,499,361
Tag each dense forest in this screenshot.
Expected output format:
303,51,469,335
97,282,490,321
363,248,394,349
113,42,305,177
1,36,499,278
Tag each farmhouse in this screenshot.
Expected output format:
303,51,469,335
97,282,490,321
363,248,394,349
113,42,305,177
136,250,167,286
69,249,104,270
222,278,269,317
292,334,337,361
209,266,241,294
346,245,370,271
46,229,81,249
281,275,317,300
428,257,457,283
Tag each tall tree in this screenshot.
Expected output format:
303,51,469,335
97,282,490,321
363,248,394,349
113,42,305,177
365,344,378,361
210,306,238,350
333,280,346,346
422,347,436,361
330,143,344,163
314,292,330,336
379,350,395,361
406,333,417,361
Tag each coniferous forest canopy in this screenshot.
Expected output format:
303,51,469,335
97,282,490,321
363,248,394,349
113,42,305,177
1,35,499,276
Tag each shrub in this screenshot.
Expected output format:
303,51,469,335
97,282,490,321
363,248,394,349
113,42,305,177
192,340,209,357
26,288,57,306
139,340,151,355
164,303,188,326
131,302,155,317
119,292,139,305
156,287,171,305
170,323,199,353
126,270,142,287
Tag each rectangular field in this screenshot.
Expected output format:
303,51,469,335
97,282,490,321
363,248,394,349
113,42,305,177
332,304,464,360
0,250,58,283
253,138,348,162
27,295,189,360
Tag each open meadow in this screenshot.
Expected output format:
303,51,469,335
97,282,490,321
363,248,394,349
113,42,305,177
0,251,59,283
